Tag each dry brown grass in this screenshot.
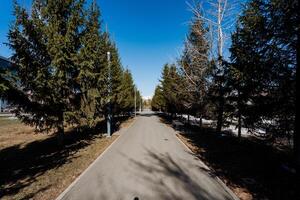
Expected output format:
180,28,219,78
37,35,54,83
0,117,45,149
6,135,117,200
0,116,134,200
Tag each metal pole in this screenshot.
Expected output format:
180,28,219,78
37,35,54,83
139,99,142,112
107,51,112,137
134,87,136,117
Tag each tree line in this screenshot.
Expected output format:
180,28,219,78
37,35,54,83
0,0,142,143
152,0,298,166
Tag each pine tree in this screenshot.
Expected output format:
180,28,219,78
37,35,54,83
160,64,182,117
109,44,124,116
0,68,9,94
118,69,135,114
151,85,165,111
74,0,103,128
97,31,125,120
136,90,143,112
8,0,85,144
229,0,297,139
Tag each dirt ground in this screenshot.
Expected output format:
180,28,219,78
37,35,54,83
0,117,46,149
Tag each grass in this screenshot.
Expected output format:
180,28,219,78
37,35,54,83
0,117,43,149
160,115,296,200
0,116,134,200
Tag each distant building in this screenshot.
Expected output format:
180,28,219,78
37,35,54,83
0,55,12,112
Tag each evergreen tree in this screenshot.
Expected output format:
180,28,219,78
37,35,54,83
160,63,182,117
74,0,103,128
8,0,85,144
109,43,124,116
118,69,135,113
0,68,9,94
136,90,143,112
207,60,232,133
229,0,297,139
151,85,165,111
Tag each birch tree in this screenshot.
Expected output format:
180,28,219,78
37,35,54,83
179,2,210,128
186,0,241,132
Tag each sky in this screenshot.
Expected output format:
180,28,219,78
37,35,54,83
0,0,242,98
99,0,192,98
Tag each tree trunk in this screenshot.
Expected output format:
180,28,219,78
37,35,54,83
295,15,300,179
238,111,242,139
237,89,242,139
57,112,64,146
199,115,203,130
216,96,224,134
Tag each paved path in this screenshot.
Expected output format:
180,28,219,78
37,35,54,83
58,112,238,200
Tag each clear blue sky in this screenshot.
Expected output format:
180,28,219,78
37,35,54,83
0,0,241,98
100,0,192,98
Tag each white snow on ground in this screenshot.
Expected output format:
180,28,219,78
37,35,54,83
179,114,265,137
223,124,251,137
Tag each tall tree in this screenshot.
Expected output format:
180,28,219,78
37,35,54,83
151,85,165,111
230,0,297,141
8,0,85,144
74,0,103,128
159,63,185,117
118,69,135,114
180,6,210,128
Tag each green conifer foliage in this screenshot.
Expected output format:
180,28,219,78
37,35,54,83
74,0,103,128
151,85,165,111
8,0,85,143
229,0,297,138
118,69,135,113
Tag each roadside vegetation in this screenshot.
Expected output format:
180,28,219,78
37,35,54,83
152,0,298,199
0,0,142,145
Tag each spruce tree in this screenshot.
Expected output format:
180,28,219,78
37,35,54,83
97,32,124,120
151,85,165,111
0,68,9,94
109,43,124,116
8,0,85,144
75,0,103,128
136,90,143,112
229,0,297,139
160,64,182,117
118,69,135,114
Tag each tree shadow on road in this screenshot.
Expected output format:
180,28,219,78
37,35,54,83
138,112,156,117
122,148,234,200
159,115,297,200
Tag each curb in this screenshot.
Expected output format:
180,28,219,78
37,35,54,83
55,117,137,200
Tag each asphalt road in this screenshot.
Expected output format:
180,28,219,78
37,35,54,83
57,111,238,200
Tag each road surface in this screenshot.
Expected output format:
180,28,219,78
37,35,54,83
57,111,238,200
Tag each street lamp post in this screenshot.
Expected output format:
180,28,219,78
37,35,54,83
107,51,112,137
134,86,136,117
139,99,142,112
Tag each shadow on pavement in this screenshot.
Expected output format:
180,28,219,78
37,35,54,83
123,148,234,200
138,112,157,118
159,114,297,200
